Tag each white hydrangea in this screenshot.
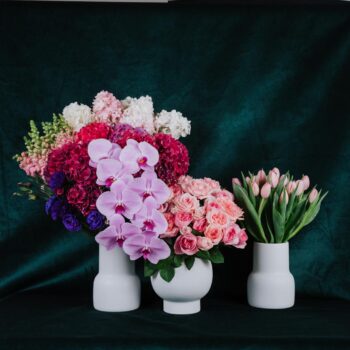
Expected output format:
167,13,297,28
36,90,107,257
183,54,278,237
154,109,191,139
62,102,92,132
120,95,155,134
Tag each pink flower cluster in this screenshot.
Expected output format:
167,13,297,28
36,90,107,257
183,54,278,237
92,91,123,124
162,175,247,256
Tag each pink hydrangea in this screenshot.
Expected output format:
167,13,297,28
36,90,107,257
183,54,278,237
92,91,123,124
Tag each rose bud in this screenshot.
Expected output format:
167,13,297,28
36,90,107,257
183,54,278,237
295,180,304,196
260,183,271,199
272,167,280,178
256,169,266,186
232,178,242,186
286,181,297,194
302,175,310,191
279,190,289,204
252,181,260,196
309,188,318,203
268,170,279,188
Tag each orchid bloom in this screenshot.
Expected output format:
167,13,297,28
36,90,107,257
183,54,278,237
123,231,171,264
96,158,134,187
128,170,170,205
96,181,142,220
132,197,168,234
95,214,141,249
119,139,159,171
88,138,121,168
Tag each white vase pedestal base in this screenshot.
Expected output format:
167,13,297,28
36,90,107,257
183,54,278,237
163,300,201,315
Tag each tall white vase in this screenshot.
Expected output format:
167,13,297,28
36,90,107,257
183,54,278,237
151,258,213,315
93,245,141,312
247,242,295,309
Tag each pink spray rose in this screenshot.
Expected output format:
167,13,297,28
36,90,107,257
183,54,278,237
174,233,199,255
174,211,193,228
193,217,207,233
206,209,229,227
186,178,212,199
197,236,214,251
161,212,179,238
204,224,223,245
216,198,244,221
173,193,199,213
223,224,248,249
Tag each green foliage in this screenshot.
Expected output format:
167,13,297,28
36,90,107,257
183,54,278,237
233,172,327,243
13,175,53,201
144,243,224,283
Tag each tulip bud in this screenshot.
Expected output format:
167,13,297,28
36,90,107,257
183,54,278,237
280,174,289,186
272,167,280,178
301,175,310,191
309,188,318,203
256,169,266,186
232,178,241,186
268,170,279,188
245,176,251,185
279,190,289,204
261,183,271,199
295,180,304,196
286,181,297,195
251,182,259,196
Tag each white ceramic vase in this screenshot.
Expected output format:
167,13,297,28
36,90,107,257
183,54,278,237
93,245,141,312
247,242,295,309
151,258,213,315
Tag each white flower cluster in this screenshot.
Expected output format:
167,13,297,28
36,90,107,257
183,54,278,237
120,95,155,134
62,102,92,132
154,109,191,140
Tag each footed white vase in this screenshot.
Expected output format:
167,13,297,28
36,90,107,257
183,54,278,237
247,242,295,309
93,245,141,312
151,258,213,315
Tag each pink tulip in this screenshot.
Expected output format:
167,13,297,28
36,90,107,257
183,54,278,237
286,181,297,195
302,175,310,191
295,180,304,196
279,174,289,186
309,188,318,203
279,190,289,204
272,167,280,178
256,169,266,186
232,178,241,186
251,181,259,196
260,183,271,199
245,176,251,185
268,170,279,188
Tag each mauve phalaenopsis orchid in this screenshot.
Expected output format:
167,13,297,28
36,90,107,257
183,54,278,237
90,138,171,264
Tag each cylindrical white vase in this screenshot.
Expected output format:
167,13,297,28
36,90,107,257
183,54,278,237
247,242,295,309
151,258,213,315
93,245,141,312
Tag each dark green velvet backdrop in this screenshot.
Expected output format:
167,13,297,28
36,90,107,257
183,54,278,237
0,3,350,304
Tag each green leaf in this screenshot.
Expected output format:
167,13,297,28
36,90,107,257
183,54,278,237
272,193,285,243
196,250,210,260
144,261,157,277
173,255,184,268
185,256,195,270
209,247,224,264
160,267,175,282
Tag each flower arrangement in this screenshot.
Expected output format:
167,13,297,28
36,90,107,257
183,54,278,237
232,168,327,243
144,175,247,282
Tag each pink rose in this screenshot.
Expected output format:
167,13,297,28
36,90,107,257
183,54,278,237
160,213,179,238
174,233,199,255
206,209,229,227
204,199,221,213
223,224,248,249
216,198,244,221
204,224,223,245
186,179,212,199
193,217,207,232
158,202,169,213
180,226,193,235
193,206,205,220
169,183,183,200
174,211,193,229
178,175,193,192
173,193,199,213
197,236,214,251
212,189,234,201
203,177,221,191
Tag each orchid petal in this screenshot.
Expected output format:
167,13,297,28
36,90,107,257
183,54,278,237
139,142,159,166
123,234,145,260
95,226,117,250
147,237,171,264
96,191,116,218
96,159,123,183
88,139,113,164
122,223,142,238
109,214,125,231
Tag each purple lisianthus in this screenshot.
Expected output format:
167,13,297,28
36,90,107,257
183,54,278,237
45,195,57,215
49,171,66,191
86,210,105,231
62,213,82,232
50,199,68,221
